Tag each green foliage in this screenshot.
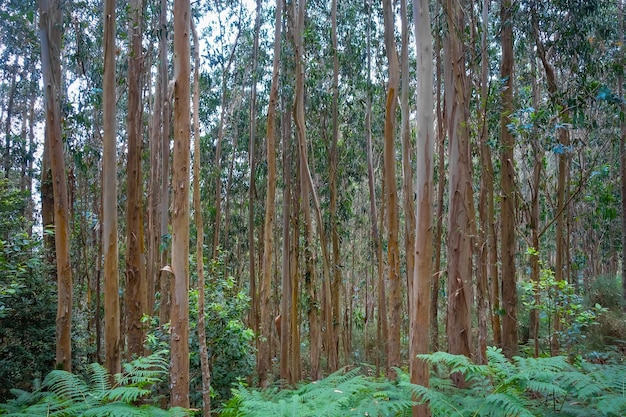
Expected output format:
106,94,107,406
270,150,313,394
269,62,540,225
222,349,626,417
0,228,55,400
146,252,255,407
0,350,188,416
412,347,626,417
219,366,415,417
520,255,607,353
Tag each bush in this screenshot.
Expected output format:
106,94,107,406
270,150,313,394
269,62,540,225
0,234,55,402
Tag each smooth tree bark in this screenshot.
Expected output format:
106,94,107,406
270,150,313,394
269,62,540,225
248,0,261,339
125,0,146,359
400,0,415,324
444,0,474,380
381,0,401,378
159,0,172,329
259,0,281,387
329,0,341,372
410,0,434,414
192,19,211,416
500,0,518,359
364,0,387,372
170,0,191,406
102,0,120,376
431,8,445,351
39,0,73,372
280,93,292,384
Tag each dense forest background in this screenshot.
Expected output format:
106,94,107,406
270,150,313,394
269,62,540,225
1,0,625,415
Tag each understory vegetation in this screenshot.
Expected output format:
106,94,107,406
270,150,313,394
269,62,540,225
2,347,624,417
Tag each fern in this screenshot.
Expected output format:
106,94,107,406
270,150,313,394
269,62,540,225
220,367,417,416
0,351,187,417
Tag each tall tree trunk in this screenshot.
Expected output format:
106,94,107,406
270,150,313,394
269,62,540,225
280,92,292,384
170,0,191,406
411,0,434,414
159,0,172,329
125,0,146,359
102,0,120,376
365,0,387,372
192,20,211,416
279,87,300,382
147,17,163,319
529,54,542,357
39,0,73,372
500,0,518,359
329,0,341,372
475,0,491,365
248,0,261,340
291,0,336,376
381,0,401,379
400,0,416,329
431,9,445,351
288,104,302,383
444,0,474,381
259,0,281,386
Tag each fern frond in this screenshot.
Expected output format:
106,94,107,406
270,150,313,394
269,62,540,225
81,401,153,417
418,352,491,384
115,350,169,387
595,394,626,416
87,362,111,397
43,369,90,402
400,382,464,417
103,386,152,403
480,392,536,417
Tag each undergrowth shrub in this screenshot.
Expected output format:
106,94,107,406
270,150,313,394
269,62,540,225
0,350,188,416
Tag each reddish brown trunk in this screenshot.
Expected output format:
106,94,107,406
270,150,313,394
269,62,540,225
170,0,191,406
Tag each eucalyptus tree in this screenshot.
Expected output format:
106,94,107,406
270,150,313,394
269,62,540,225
500,0,518,359
191,18,211,416
258,0,281,387
170,0,191,405
102,0,120,376
381,0,401,378
410,0,434,413
39,0,73,372
125,0,146,360
444,0,474,376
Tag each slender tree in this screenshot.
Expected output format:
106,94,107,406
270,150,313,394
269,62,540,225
500,0,518,359
192,19,211,416
259,0,281,386
248,0,261,335
102,0,120,376
159,0,172,329
170,0,191,405
444,0,474,382
39,0,73,372
125,0,146,359
400,0,415,321
381,0,401,378
410,0,434,414
329,0,341,372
